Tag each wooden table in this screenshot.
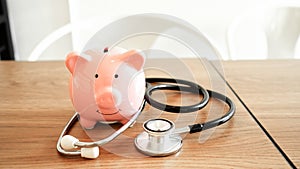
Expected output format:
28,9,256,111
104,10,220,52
0,60,294,168
221,60,300,168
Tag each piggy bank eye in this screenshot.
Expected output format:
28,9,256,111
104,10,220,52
114,74,119,78
95,74,99,78
103,47,108,53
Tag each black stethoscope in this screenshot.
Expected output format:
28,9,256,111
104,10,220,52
57,77,235,159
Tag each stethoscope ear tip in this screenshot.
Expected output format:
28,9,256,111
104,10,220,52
81,147,100,159
61,135,79,150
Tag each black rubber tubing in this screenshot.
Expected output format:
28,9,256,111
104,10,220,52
145,78,235,133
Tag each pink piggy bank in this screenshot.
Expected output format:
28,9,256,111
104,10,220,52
65,47,146,129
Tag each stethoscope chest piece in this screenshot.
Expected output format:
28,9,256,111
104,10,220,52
134,119,183,156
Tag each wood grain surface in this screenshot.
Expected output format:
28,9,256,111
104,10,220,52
221,59,300,168
0,60,290,168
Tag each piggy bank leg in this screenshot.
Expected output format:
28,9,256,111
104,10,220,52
80,118,97,129
98,120,118,125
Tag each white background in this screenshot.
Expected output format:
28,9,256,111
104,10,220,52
6,0,300,61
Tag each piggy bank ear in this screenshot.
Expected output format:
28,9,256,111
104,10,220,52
65,52,79,74
118,50,145,70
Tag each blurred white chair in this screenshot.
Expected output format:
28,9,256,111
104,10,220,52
227,5,300,60
28,16,111,61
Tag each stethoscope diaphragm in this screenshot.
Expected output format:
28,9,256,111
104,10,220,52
134,118,183,156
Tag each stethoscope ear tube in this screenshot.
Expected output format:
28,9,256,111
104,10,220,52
56,112,81,156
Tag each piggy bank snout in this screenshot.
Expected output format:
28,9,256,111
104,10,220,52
96,87,121,109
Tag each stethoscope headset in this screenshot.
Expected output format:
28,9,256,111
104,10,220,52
57,77,235,159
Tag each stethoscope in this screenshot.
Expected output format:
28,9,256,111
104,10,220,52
57,78,235,159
